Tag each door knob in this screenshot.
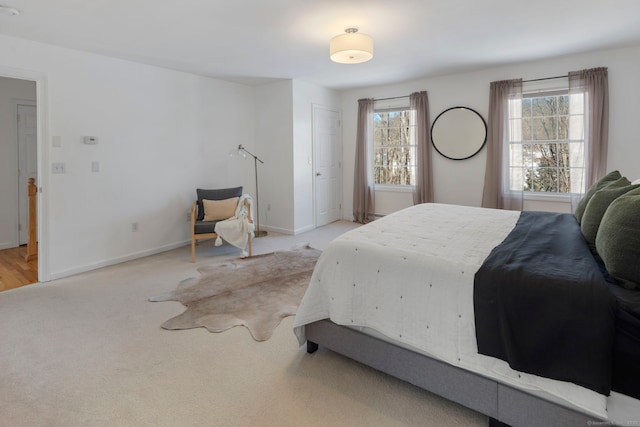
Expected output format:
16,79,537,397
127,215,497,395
316,172,322,176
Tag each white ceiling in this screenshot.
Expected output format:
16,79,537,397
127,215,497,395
1,0,639,90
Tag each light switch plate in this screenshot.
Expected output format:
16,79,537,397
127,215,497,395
52,162,66,174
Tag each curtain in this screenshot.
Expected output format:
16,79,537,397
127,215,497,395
410,91,434,204
481,79,523,210
569,67,609,192
353,98,375,223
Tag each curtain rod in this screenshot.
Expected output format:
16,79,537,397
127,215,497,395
373,95,409,101
522,74,568,83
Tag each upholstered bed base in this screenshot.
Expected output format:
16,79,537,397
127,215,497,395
304,320,599,427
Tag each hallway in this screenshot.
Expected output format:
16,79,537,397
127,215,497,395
0,246,37,292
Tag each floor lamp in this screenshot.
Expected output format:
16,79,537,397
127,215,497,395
237,144,267,237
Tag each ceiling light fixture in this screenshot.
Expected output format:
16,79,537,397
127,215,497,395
330,27,373,64
0,5,20,15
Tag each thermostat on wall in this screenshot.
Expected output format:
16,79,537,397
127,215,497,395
83,136,99,145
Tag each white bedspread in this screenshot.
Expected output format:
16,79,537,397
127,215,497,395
293,203,607,419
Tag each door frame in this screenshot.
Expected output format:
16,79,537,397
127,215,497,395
312,104,343,228
0,66,50,282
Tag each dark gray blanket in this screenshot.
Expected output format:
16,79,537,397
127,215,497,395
473,211,616,395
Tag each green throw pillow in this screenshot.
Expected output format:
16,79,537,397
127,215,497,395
581,177,637,248
595,187,640,290
575,170,621,224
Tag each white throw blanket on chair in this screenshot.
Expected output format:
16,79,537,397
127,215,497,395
214,194,255,257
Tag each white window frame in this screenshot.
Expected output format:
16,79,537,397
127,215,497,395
372,107,416,188
507,89,585,196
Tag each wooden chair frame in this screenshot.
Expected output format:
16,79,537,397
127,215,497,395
190,198,253,262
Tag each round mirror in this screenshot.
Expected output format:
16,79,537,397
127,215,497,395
431,107,487,160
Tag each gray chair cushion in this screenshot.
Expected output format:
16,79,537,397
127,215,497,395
595,187,640,290
575,170,621,224
196,186,242,221
194,220,218,235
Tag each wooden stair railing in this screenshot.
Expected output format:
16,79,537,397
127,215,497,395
24,178,37,262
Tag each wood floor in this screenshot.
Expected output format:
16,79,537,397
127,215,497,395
0,245,38,292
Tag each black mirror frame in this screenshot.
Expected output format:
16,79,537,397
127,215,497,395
430,106,487,161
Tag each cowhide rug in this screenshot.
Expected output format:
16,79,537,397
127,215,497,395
149,245,321,341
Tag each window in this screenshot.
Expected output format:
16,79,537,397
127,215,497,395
508,91,585,194
373,109,416,186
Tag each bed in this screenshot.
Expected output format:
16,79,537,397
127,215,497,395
292,202,640,426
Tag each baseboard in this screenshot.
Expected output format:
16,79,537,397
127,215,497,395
261,225,294,235
294,224,316,235
0,242,18,250
48,239,191,281
261,224,317,236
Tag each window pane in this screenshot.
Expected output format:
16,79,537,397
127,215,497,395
569,115,584,141
522,117,531,140
532,96,557,116
510,167,524,191
558,95,569,115
521,98,531,117
374,113,388,128
558,116,568,140
570,167,586,193
510,143,524,167
532,143,557,168
569,93,584,115
534,167,558,192
374,166,386,185
558,168,571,193
557,143,570,169
374,129,385,146
387,126,401,145
568,142,584,167
522,144,533,166
532,117,557,140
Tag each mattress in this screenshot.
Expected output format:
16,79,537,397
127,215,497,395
293,203,608,419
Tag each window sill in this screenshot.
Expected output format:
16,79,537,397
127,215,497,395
374,185,414,193
523,192,572,203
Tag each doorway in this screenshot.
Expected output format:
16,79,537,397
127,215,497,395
0,76,38,291
313,105,342,227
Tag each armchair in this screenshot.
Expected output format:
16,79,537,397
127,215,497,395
191,186,253,262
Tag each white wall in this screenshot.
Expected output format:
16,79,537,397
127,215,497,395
340,44,640,217
253,80,294,234
253,79,341,235
0,34,255,279
0,76,36,249
292,80,341,233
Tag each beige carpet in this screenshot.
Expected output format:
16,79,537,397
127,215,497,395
150,246,321,341
0,221,486,427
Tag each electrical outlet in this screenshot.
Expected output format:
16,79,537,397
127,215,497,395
131,222,138,232
267,203,271,211
187,211,191,222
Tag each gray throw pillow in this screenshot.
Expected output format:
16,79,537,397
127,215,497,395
581,177,637,248
595,187,640,290
575,170,621,224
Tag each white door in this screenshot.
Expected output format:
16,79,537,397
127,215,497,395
18,104,38,245
313,105,342,227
